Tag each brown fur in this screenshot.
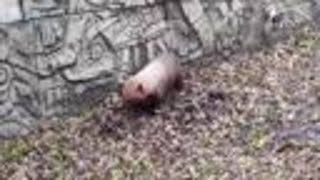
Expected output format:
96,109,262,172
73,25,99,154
122,52,182,107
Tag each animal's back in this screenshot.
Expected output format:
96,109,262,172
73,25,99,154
121,51,181,107
142,52,180,93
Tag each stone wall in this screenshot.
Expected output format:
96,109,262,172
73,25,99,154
0,0,319,137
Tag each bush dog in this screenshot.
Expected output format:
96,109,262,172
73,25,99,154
122,52,183,108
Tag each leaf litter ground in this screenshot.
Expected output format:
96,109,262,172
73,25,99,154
1,27,320,179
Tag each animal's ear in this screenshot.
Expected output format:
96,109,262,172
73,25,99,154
136,83,144,93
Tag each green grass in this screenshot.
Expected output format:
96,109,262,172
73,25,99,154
0,139,34,162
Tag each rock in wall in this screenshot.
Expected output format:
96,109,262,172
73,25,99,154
0,0,319,137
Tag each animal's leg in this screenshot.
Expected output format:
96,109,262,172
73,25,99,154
173,73,183,91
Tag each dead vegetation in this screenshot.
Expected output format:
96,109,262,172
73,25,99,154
0,26,320,180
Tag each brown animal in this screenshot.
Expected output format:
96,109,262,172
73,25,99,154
122,52,183,108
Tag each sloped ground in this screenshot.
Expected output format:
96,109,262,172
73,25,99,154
0,27,320,180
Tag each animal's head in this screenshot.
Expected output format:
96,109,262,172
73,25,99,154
122,79,159,107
